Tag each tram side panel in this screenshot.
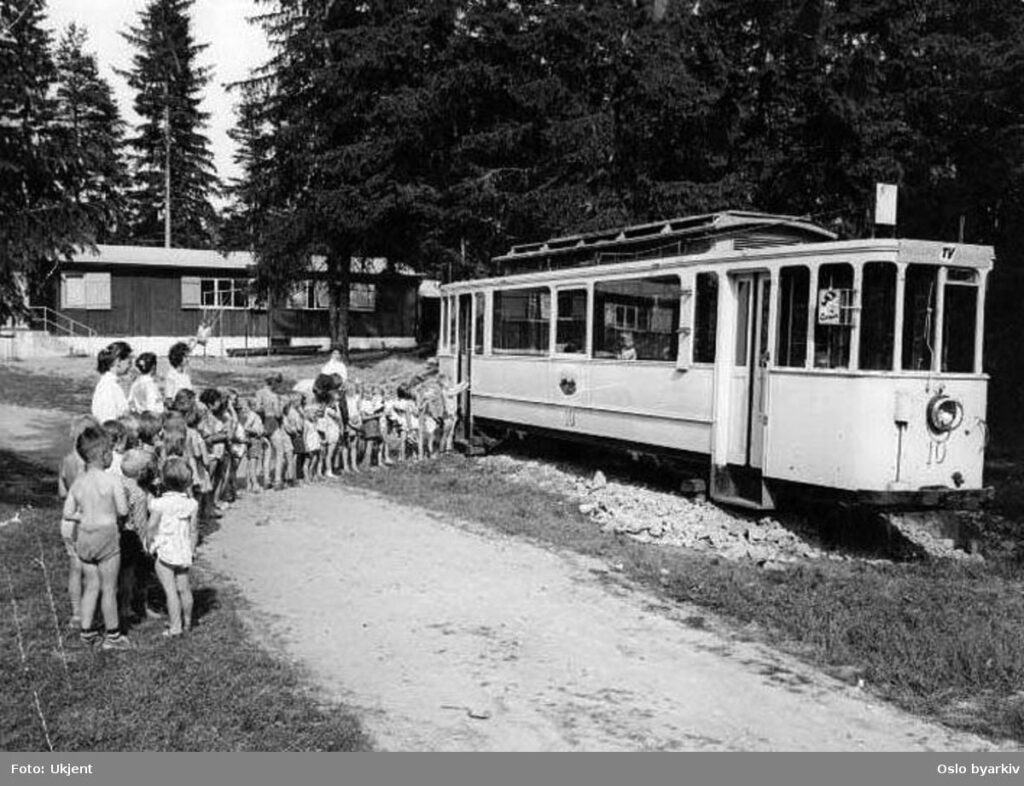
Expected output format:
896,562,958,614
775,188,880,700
764,372,988,493
467,356,716,457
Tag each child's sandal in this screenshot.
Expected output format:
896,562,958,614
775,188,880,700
161,629,183,638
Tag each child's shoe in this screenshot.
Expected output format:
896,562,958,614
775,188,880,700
79,629,101,647
101,632,132,651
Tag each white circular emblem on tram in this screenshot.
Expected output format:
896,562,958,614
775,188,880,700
926,395,964,434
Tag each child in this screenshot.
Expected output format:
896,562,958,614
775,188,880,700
118,448,153,624
397,385,422,461
320,393,342,477
343,381,362,473
418,383,443,459
198,388,230,510
184,404,215,518
439,374,470,453
57,415,100,630
383,384,404,464
62,426,131,650
303,404,322,481
238,397,265,493
360,384,385,469
103,419,129,476
282,394,304,484
147,458,199,637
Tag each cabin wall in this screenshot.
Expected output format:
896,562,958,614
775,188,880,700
51,266,421,349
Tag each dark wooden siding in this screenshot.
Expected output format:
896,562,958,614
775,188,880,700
56,265,421,341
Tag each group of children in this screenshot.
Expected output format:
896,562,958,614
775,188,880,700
58,362,468,650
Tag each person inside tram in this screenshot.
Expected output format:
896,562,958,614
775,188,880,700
618,331,637,361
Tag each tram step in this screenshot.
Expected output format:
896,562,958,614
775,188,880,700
712,494,772,512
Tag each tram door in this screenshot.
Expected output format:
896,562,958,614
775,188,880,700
456,293,473,443
728,272,771,470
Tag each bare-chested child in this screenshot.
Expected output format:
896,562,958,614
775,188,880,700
57,415,100,630
62,425,131,650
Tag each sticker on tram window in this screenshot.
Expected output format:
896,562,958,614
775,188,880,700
818,289,843,325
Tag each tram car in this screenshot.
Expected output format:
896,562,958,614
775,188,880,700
436,211,992,511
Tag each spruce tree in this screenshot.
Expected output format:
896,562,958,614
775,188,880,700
0,0,104,320
120,0,219,248
53,23,129,242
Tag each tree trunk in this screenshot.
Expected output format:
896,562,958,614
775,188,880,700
327,250,351,362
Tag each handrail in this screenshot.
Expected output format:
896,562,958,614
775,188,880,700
28,306,97,340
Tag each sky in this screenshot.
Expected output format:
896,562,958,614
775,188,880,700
44,0,272,193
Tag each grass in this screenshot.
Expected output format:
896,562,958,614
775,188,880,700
339,452,1024,743
0,448,368,751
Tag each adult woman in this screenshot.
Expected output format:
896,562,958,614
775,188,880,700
128,352,164,415
320,347,348,383
91,341,133,423
164,341,193,403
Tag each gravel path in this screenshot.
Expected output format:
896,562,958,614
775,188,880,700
203,483,1009,751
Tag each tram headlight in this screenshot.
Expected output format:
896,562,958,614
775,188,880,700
926,395,964,434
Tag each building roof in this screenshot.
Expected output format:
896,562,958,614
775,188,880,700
74,245,254,270
70,246,420,276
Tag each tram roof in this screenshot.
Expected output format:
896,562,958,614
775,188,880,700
494,211,837,271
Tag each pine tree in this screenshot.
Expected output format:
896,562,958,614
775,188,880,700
0,0,105,320
120,0,219,248
53,23,129,242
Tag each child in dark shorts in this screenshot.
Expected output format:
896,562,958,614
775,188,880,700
63,426,131,650
118,449,154,624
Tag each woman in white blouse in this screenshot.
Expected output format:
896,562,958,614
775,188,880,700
128,352,165,415
91,341,133,423
164,341,194,404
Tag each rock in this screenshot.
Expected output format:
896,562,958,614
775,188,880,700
591,470,608,490
578,502,597,515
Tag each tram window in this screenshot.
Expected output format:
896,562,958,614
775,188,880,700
448,296,458,351
693,273,718,363
492,287,550,355
814,263,853,369
473,292,485,355
859,262,896,370
556,289,587,354
942,271,978,372
902,265,936,371
734,279,751,366
593,276,681,361
776,266,809,367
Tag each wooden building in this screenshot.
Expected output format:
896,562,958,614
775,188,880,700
40,245,433,357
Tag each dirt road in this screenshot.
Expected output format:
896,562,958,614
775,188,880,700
204,485,1007,751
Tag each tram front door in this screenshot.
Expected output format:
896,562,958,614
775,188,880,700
727,271,771,472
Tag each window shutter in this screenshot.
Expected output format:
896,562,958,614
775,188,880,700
62,274,86,309
85,273,111,310
181,276,201,309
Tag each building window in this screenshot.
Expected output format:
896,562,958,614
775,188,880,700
556,289,587,354
201,278,249,309
814,263,853,369
776,266,809,368
942,268,978,373
62,272,110,310
693,272,717,364
493,287,550,355
351,283,376,312
902,264,936,371
860,262,896,371
593,276,680,361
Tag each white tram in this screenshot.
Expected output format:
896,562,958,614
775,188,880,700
437,212,992,510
